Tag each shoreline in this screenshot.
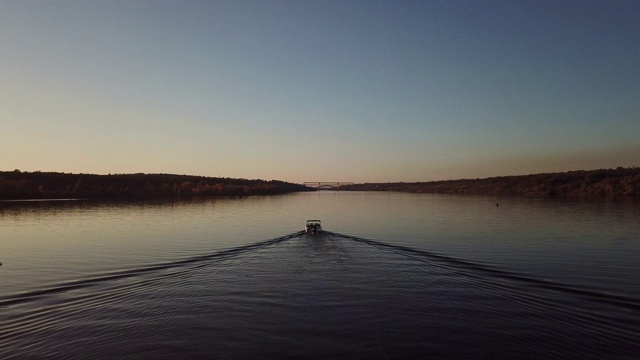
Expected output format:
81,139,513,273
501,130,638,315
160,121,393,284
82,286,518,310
0,171,313,201
340,167,640,199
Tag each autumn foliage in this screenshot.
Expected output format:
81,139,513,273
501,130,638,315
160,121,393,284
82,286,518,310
339,167,640,198
0,171,312,200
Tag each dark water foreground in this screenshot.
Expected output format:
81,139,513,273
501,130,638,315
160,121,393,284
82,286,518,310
1,232,639,359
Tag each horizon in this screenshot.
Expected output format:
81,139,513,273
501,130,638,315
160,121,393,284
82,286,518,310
2,1,639,184
3,165,637,185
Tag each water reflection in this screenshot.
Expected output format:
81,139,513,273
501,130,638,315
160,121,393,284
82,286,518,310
1,231,638,359
1,192,638,298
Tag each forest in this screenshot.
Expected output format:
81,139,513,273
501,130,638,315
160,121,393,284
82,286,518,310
0,171,312,200
339,167,640,198
3,167,639,200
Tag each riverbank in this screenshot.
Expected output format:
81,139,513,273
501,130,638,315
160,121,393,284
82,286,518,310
0,171,313,200
339,167,640,198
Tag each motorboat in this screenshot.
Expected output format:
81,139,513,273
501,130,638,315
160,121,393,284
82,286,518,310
305,220,322,234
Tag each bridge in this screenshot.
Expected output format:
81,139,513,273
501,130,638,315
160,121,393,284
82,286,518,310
303,182,354,191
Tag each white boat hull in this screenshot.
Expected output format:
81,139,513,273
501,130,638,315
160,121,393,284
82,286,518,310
305,220,322,234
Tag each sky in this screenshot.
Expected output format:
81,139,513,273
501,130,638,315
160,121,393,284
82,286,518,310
1,0,639,183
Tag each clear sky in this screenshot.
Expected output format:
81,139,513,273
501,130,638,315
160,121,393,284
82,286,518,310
1,0,638,183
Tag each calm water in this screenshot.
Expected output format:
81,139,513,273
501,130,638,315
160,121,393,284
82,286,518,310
0,192,639,359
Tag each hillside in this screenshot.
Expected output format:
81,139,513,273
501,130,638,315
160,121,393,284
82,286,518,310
0,171,313,200
339,167,640,198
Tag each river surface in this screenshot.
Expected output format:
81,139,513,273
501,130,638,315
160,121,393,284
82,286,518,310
0,192,639,359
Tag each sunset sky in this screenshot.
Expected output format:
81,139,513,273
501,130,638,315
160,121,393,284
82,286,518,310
1,0,638,183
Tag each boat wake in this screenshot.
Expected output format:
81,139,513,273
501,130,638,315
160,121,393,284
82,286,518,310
1,230,639,359
0,231,304,310
328,231,640,313
3,230,639,315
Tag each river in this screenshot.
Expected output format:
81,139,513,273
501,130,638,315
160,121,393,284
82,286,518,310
0,192,638,359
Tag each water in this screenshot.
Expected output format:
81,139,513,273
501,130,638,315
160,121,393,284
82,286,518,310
0,192,639,359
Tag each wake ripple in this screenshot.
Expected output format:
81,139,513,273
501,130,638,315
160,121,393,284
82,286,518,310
0,231,304,309
328,231,640,313
1,231,638,359
3,230,638,314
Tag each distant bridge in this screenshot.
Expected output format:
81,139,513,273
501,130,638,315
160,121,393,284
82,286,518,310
303,182,354,190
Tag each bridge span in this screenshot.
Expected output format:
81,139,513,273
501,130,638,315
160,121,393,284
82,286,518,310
303,182,354,190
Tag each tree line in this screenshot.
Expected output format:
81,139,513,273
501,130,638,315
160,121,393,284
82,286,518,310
339,167,640,198
0,170,313,200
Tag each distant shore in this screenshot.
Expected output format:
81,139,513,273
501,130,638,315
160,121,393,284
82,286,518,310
339,167,640,198
0,171,313,200
3,167,639,201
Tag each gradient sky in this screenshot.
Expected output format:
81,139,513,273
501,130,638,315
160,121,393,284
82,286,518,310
1,0,639,183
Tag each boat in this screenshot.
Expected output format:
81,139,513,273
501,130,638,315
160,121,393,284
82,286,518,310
305,220,322,234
